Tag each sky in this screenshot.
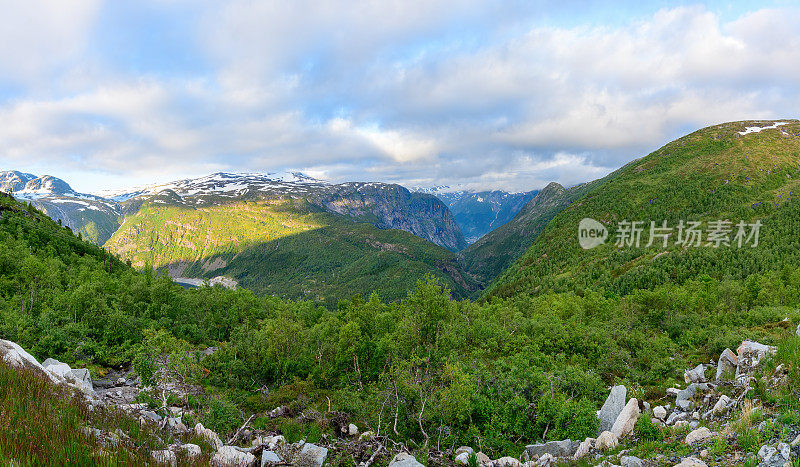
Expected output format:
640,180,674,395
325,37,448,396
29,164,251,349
0,1,799,194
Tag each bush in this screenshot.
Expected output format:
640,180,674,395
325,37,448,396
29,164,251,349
634,414,661,441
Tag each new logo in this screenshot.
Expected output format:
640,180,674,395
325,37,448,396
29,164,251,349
578,218,608,249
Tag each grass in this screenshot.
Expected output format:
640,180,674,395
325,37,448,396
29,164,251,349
0,360,210,466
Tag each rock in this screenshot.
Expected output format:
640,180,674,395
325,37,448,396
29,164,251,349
525,439,581,458
712,395,732,415
456,446,474,457
348,423,359,436
610,398,640,439
653,406,667,420
269,406,287,418
495,457,522,467
796,323,800,337
0,340,61,384
211,446,257,467
667,411,689,426
41,358,95,395
476,452,491,466
195,423,223,450
674,457,707,467
674,420,689,430
715,348,738,381
534,453,553,467
685,427,713,445
791,433,800,447
684,364,707,383
389,452,424,467
736,340,777,378
140,411,162,423
152,449,177,466
677,399,694,411
758,446,776,460
666,387,681,397
596,431,618,451
455,452,471,466
699,449,708,459
296,443,329,467
598,385,627,432
759,443,791,466
179,444,202,461
359,431,374,442
166,417,187,433
676,383,708,411
692,411,700,420
261,451,283,466
621,455,643,467
573,438,594,459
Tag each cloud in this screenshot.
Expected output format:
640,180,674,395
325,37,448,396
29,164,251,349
1,3,800,193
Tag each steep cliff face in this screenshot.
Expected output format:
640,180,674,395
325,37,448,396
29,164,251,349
311,182,467,251
434,190,539,244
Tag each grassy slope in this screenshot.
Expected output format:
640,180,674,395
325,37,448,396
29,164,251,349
487,119,800,299
105,197,476,302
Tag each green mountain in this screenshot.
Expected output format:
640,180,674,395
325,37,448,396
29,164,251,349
106,192,476,303
487,119,800,299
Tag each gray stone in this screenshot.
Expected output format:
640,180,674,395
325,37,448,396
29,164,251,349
141,411,162,423
674,457,707,467
759,443,791,467
757,445,776,460
667,411,688,426
296,443,328,467
573,438,594,459
676,383,708,409
194,423,223,450
454,452,471,466
736,340,777,378
389,452,424,467
151,449,177,466
348,423,359,436
712,395,732,415
535,454,553,467
180,444,202,462
525,439,581,458
653,406,667,420
610,398,640,439
685,427,713,445
620,455,643,467
684,364,707,383
495,457,522,467
598,385,627,433
261,451,283,466
455,447,474,457
796,323,800,337
596,431,618,451
716,348,738,381
211,446,257,467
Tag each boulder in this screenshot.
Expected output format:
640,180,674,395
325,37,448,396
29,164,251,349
598,385,627,432
494,457,522,467
758,443,790,466
476,452,491,466
166,417,187,433
610,398,640,439
685,427,713,445
596,431,618,451
621,456,643,467
736,340,777,378
653,406,667,420
296,443,329,467
455,447,474,457
715,348,738,381
261,451,283,466
676,383,708,409
525,439,581,458
194,423,223,450
712,395,731,415
180,444,203,462
0,340,61,384
389,452,424,467
684,364,707,383
348,423,359,436
573,438,594,459
674,457,707,467
666,411,689,426
42,358,94,394
454,452,471,466
152,449,177,466
535,453,553,467
211,446,257,467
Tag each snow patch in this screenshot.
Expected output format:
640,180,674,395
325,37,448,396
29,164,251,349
738,121,790,135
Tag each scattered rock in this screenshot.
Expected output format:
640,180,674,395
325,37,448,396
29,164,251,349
179,444,202,462
0,340,60,384
211,446,257,467
455,446,474,457
525,439,580,459
495,456,522,467
296,443,329,467
454,452,471,466
653,405,667,420
621,455,643,467
389,452,424,467
684,364,707,383
476,452,491,466
151,449,177,466
598,385,627,433
758,442,790,466
535,453,553,467
347,423,359,436
573,438,594,459
791,433,800,447
715,348,738,381
712,395,732,415
736,340,776,378
674,457,707,467
685,427,713,445
596,431,619,451
261,451,283,466
195,423,223,450
667,411,689,426
610,398,640,439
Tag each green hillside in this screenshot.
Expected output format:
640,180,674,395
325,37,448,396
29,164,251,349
488,119,800,299
105,195,476,302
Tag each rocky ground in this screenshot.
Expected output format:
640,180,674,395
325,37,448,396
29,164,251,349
1,323,799,466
